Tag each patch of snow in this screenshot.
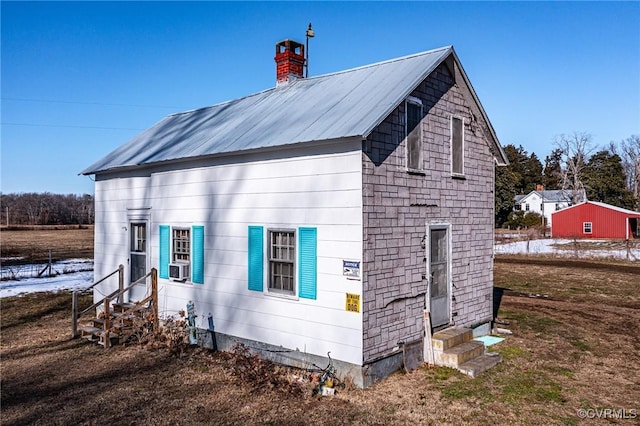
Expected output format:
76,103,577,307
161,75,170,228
0,259,94,298
494,238,640,260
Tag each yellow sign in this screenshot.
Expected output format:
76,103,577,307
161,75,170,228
345,293,360,313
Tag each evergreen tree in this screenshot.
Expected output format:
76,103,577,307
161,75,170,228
495,167,519,226
524,153,543,192
583,150,636,210
494,144,544,227
542,148,563,189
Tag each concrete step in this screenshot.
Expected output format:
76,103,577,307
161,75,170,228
434,340,485,368
432,327,473,351
458,353,502,378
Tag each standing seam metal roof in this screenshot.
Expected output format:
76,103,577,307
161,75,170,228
82,46,503,175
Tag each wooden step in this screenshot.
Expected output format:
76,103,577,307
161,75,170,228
111,302,151,313
97,331,119,346
79,325,101,341
111,302,137,313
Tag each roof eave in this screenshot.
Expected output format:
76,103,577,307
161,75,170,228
82,135,364,176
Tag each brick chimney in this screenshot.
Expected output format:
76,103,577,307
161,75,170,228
275,39,305,86
536,184,544,191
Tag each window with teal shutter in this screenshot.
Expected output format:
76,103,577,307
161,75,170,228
298,227,317,299
248,226,264,291
192,226,204,284
159,225,170,279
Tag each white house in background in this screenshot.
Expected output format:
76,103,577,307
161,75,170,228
514,186,586,226
82,41,508,387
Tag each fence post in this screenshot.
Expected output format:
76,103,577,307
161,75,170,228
117,264,124,304
151,268,159,331
103,297,111,349
72,291,78,338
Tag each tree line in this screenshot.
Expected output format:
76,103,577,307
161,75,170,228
496,133,639,227
0,192,94,226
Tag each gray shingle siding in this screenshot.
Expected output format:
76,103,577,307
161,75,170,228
362,63,495,362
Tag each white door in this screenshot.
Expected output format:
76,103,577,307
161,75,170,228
427,224,451,328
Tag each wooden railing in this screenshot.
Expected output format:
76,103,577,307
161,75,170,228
72,266,158,348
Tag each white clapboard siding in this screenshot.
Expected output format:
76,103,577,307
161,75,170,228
94,140,364,365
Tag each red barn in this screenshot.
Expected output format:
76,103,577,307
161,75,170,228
551,201,640,239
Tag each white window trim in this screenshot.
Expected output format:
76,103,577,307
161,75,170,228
405,96,424,173
583,222,593,234
450,115,465,177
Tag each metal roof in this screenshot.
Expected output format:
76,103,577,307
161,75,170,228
516,190,586,203
553,201,640,216
83,45,506,175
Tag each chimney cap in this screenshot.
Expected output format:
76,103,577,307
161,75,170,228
275,39,305,85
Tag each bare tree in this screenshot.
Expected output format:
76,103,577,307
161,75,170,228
619,135,640,210
554,132,596,204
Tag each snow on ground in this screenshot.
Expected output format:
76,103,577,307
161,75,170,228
0,259,94,298
494,238,640,260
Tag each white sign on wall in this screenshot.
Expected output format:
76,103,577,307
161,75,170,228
343,260,360,279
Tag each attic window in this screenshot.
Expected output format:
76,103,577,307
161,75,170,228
406,97,423,172
451,116,464,176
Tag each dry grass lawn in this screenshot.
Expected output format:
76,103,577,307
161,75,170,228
1,229,639,425
1,227,94,265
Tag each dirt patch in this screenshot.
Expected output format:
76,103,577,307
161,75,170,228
2,257,639,425
494,256,640,308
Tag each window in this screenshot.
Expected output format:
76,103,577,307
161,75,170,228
130,223,146,253
172,228,190,262
406,97,423,172
583,222,592,234
555,203,561,211
525,204,530,211
451,116,464,175
268,230,295,295
159,225,204,284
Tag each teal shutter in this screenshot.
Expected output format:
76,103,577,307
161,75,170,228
248,226,263,291
159,225,170,279
192,226,204,284
298,227,317,299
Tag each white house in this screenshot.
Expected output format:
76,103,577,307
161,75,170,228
82,41,508,387
514,186,586,226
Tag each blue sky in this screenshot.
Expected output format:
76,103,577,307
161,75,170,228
2,1,639,195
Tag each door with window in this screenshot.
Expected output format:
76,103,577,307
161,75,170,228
129,221,148,301
427,224,451,328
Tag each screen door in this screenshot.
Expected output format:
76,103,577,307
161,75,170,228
428,225,450,327
129,221,147,300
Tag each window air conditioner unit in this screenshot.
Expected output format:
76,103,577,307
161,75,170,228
169,262,190,281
